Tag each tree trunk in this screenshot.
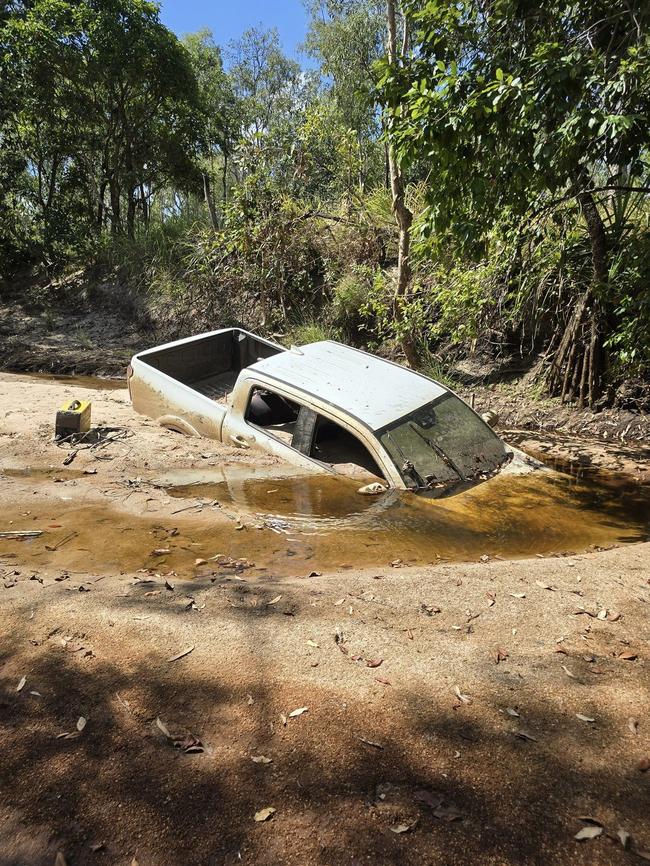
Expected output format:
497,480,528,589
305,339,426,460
139,182,149,226
546,191,608,408
203,172,218,230
97,180,108,230
126,190,136,240
109,177,121,235
386,0,419,368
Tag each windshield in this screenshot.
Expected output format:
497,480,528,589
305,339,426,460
379,393,508,489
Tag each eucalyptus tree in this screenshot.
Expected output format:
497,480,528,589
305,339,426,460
380,0,650,404
3,0,201,249
182,29,240,225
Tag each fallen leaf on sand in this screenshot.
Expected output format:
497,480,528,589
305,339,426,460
420,603,441,616
16,676,26,692
156,718,172,739
174,734,203,753
511,729,538,742
357,736,383,749
252,755,272,764
366,658,383,668
576,714,595,723
454,686,471,704
575,825,603,841
288,707,308,717
616,829,631,849
267,595,282,605
414,789,443,810
637,757,650,772
433,803,464,822
167,645,194,662
254,807,276,822
76,716,87,732
561,665,578,679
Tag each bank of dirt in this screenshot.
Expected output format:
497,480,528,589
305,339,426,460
0,372,649,866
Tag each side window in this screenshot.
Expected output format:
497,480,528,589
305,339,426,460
310,416,384,480
246,387,300,445
246,387,384,480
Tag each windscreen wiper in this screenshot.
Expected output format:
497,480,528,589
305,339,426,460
385,431,428,489
407,423,466,482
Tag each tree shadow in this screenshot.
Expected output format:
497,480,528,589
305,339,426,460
1,577,649,866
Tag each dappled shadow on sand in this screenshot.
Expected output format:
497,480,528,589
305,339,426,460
1,579,649,866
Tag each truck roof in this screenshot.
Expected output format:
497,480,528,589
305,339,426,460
249,340,446,430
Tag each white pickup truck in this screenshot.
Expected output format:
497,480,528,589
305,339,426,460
128,328,514,492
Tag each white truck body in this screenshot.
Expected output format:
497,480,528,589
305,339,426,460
128,328,515,492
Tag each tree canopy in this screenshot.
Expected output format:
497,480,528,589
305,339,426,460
1,0,649,404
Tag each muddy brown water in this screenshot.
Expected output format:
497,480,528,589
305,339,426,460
18,371,126,390
1,462,648,578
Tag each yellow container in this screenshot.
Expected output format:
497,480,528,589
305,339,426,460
55,399,92,439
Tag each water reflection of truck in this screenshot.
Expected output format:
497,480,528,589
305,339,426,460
128,328,522,494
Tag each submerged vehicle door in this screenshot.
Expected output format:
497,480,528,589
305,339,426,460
223,376,394,483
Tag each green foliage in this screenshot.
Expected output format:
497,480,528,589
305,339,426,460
331,264,374,338
1,0,201,263
304,0,386,189
284,317,340,346
382,0,650,245
1,0,649,402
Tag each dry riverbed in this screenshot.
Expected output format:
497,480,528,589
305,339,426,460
1,372,649,866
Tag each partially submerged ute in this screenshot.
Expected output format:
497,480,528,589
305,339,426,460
129,328,518,493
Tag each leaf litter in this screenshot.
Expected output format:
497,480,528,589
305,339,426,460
575,825,603,841
167,645,194,662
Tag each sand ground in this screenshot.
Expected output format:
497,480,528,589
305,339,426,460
1,372,649,866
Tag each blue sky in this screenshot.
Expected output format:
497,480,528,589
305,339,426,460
159,0,310,59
